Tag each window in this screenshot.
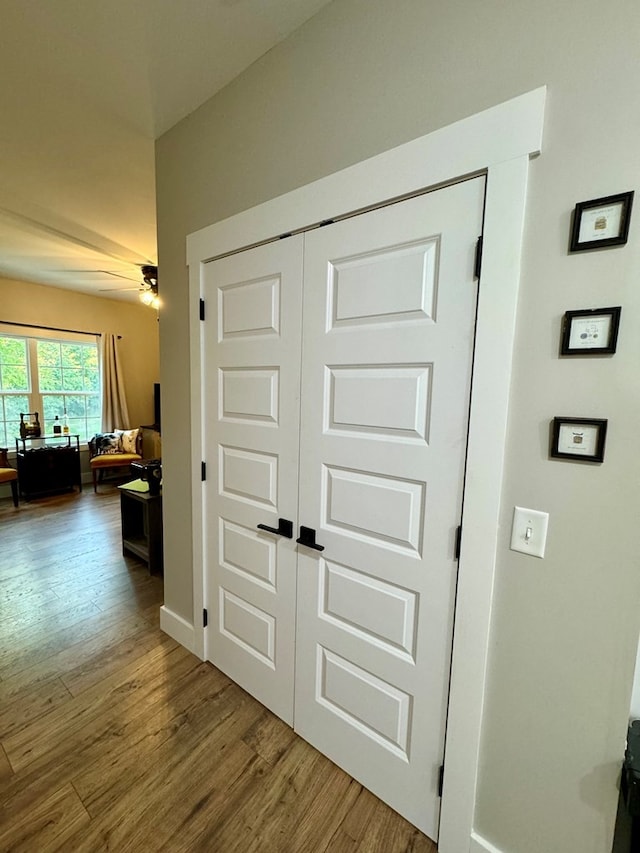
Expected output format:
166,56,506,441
0,333,101,445
0,337,30,446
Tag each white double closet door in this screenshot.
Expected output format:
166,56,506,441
202,177,484,838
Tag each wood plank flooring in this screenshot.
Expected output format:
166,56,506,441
0,489,436,853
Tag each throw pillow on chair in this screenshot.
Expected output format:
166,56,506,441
89,429,142,492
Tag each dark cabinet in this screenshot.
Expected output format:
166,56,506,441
16,435,82,500
120,488,163,574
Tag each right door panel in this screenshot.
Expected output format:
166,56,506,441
294,178,485,838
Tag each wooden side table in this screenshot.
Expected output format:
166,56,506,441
120,487,163,574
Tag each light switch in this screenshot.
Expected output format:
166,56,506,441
510,506,549,558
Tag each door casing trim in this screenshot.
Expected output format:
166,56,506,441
185,86,545,852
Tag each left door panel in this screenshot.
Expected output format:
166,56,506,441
202,236,304,724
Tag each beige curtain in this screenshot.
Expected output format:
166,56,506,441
100,333,130,431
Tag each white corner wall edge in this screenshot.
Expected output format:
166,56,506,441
628,631,640,718
470,832,507,853
160,605,196,655
186,85,546,853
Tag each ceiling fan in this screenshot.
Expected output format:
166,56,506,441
51,263,159,306
138,265,159,307
50,264,155,288
96,264,159,307
95,264,156,289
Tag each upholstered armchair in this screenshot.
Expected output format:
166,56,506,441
0,447,18,506
88,429,143,492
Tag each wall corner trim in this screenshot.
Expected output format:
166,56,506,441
160,605,198,656
470,831,507,853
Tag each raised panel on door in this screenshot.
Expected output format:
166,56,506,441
202,237,303,725
294,178,485,838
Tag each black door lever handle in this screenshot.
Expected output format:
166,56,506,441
256,518,293,539
296,525,325,552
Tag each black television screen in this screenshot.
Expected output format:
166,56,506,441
153,383,161,430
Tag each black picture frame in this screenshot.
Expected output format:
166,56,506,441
569,191,634,252
560,306,621,356
550,417,608,463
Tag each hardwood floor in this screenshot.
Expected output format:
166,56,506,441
0,489,436,852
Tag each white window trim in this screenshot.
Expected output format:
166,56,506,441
182,87,546,852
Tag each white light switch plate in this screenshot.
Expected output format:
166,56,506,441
510,506,549,558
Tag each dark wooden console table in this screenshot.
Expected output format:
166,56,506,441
15,434,82,500
120,486,163,574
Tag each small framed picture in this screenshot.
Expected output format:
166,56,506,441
550,417,608,463
560,306,621,355
569,191,634,251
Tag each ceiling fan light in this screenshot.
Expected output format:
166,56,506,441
140,288,154,305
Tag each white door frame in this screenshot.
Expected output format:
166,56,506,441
184,87,545,852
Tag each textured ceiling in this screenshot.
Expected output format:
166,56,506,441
0,0,332,301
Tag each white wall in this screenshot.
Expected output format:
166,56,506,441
1,276,160,498
155,1,640,850
2,276,160,430
630,640,640,720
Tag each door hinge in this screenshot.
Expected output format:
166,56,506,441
203,608,208,628
455,525,462,560
201,461,206,481
474,236,483,280
438,764,445,797
199,298,205,321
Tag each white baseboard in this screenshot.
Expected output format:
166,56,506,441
470,832,506,853
160,605,197,655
